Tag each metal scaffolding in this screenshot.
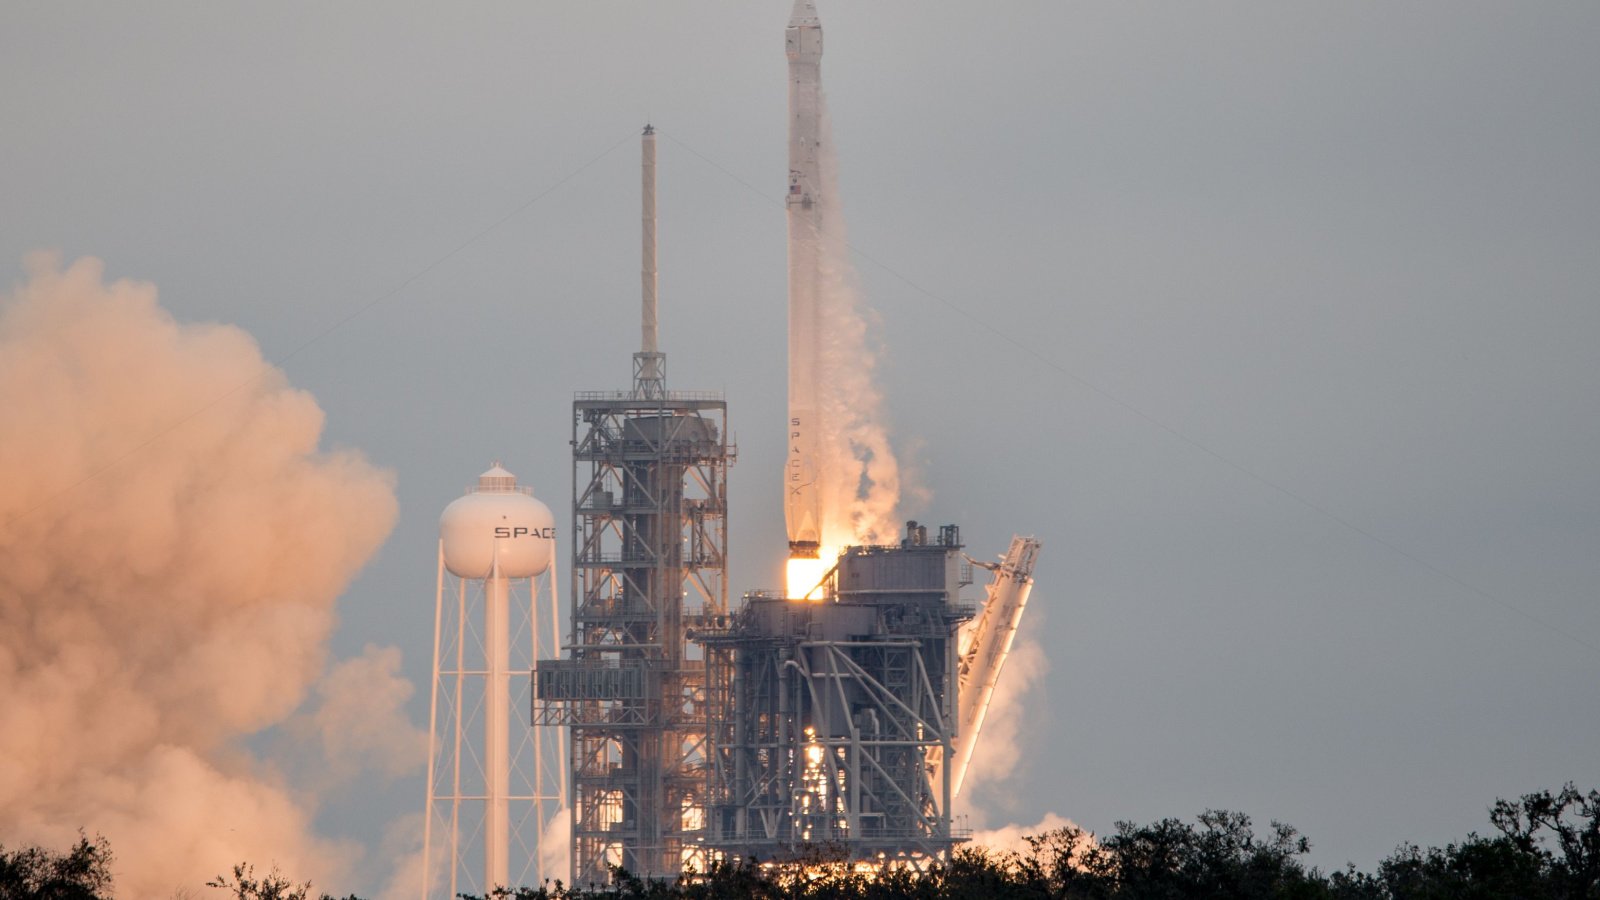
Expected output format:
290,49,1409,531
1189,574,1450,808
533,124,735,885
535,386,731,884
696,522,973,865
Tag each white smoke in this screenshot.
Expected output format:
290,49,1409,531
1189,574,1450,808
957,629,1058,842
812,92,905,547
284,644,428,787
968,812,1086,858
808,90,1060,837
372,814,428,900
536,807,572,887
0,254,408,898
960,635,1049,805
786,31,1060,866
963,634,1082,860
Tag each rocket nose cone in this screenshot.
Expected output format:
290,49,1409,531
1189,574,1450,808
789,0,820,27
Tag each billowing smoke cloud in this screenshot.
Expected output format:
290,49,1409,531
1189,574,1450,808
809,91,1056,832
957,630,1061,843
962,627,1078,856
968,812,1091,861
285,644,428,788
0,255,405,897
960,635,1049,807
795,57,1058,864
813,93,905,547
372,814,428,900
536,808,571,888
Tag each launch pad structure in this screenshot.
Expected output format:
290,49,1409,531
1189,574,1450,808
534,4,1046,875
697,524,975,864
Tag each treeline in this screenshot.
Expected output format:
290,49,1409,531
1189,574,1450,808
4,785,1596,900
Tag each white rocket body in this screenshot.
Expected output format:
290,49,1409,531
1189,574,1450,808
785,0,824,557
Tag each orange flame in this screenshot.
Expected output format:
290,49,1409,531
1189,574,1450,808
785,546,838,600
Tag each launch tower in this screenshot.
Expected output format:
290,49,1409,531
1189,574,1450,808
535,126,733,884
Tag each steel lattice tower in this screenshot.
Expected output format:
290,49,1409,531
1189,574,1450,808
551,385,729,884
534,125,733,885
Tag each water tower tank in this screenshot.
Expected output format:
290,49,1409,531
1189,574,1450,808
440,463,555,578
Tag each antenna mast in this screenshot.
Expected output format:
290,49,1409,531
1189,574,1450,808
634,124,665,398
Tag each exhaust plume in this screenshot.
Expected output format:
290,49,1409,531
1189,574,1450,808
968,812,1086,857
958,635,1051,817
813,94,904,548
0,254,402,897
284,644,428,788
536,807,572,887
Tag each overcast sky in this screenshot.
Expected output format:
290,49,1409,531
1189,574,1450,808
4,1,1598,891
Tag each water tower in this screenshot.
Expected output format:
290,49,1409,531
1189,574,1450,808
424,463,566,897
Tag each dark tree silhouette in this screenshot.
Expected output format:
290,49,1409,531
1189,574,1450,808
0,833,113,900
11,784,1598,899
206,863,362,900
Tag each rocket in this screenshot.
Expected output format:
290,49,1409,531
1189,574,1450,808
785,0,824,559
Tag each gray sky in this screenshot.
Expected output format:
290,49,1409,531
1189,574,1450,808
4,0,1598,891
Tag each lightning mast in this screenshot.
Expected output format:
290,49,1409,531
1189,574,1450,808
637,124,663,400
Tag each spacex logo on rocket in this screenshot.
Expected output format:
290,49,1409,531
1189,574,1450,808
789,416,803,481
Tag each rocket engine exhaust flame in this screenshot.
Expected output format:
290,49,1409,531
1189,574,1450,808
0,254,416,898
784,545,838,600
